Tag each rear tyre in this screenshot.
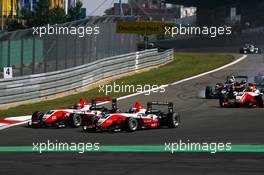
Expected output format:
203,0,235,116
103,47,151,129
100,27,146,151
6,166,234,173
167,112,180,128
205,86,212,99
69,114,82,128
256,95,264,108
219,94,227,107
125,118,138,132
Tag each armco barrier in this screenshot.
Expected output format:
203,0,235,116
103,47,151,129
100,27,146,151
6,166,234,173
0,49,174,105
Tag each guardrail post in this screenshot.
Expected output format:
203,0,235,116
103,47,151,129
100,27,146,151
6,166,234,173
135,51,139,71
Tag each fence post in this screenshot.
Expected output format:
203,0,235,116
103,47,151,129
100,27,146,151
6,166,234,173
20,39,24,76
64,35,68,69
7,39,11,67
0,41,2,74
74,35,77,67
55,35,59,71
32,37,36,74
81,35,85,65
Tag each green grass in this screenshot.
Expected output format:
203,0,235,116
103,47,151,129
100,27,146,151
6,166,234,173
0,53,233,118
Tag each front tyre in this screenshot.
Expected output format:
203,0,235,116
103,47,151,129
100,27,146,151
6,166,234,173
205,86,212,99
69,114,82,128
125,118,138,132
219,94,227,107
31,111,44,128
256,95,264,108
167,112,180,128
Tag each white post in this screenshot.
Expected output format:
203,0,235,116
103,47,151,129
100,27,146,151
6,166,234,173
135,52,139,71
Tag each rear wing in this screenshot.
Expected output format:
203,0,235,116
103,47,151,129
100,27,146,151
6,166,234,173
147,101,174,113
226,76,248,81
91,97,117,111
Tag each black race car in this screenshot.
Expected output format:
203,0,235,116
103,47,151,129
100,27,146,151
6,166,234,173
240,44,261,54
205,76,248,99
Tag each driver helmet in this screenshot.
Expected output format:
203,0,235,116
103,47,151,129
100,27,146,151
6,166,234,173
135,102,143,112
245,83,256,92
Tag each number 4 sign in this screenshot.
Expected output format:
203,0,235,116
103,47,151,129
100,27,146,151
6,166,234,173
3,67,13,79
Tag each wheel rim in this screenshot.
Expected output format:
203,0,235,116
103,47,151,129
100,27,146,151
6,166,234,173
74,115,81,126
129,119,137,130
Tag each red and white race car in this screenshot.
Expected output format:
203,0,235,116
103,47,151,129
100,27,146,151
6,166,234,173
219,83,264,107
28,97,118,128
83,101,180,132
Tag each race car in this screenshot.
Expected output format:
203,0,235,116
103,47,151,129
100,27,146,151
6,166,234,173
205,75,248,99
239,44,261,54
28,97,118,128
254,75,264,93
219,83,263,108
83,101,180,132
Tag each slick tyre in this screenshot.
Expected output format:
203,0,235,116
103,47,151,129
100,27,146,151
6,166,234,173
219,94,228,107
205,86,212,99
31,111,44,127
255,95,264,108
69,114,82,128
125,118,138,132
167,112,180,128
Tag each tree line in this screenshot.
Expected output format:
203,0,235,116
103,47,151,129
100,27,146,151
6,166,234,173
6,0,83,31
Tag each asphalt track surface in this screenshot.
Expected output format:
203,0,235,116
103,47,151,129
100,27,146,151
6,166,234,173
1,54,264,174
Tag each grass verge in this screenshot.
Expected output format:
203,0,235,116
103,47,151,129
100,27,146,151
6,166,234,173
0,53,233,118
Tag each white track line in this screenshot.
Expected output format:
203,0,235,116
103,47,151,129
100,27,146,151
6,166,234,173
0,55,247,130
0,121,29,130
5,116,32,121
0,123,6,127
115,55,247,101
